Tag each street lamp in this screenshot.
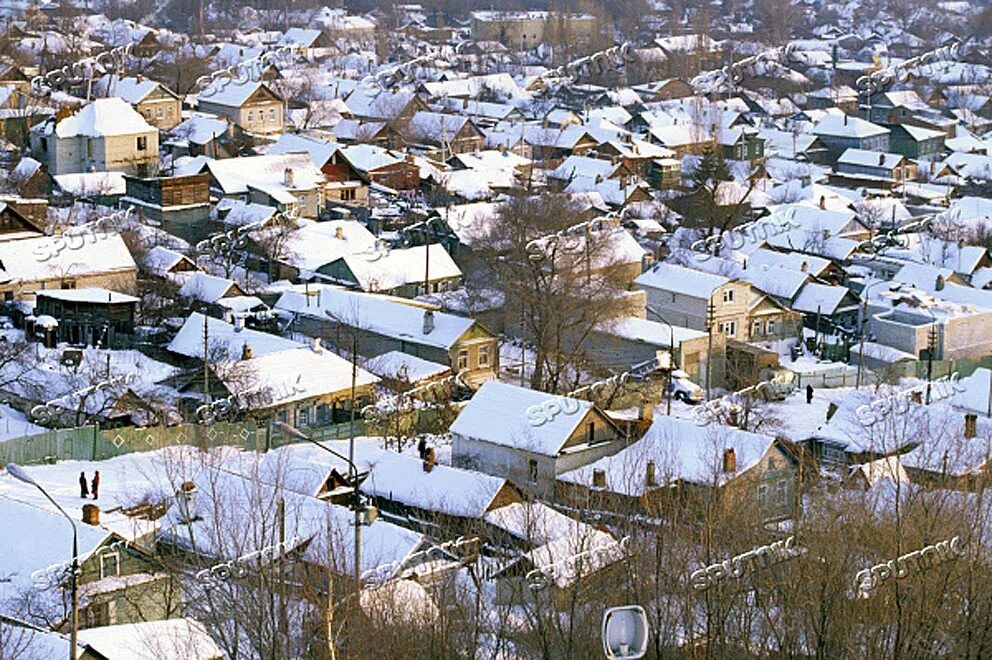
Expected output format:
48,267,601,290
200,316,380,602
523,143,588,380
646,306,675,416
6,463,79,660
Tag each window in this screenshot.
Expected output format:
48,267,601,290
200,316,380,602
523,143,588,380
722,289,735,303
167,106,174,117
719,321,737,336
156,106,163,118
478,345,490,367
299,408,310,427
99,551,120,579
269,108,276,120
775,480,788,506
86,602,114,627
86,138,93,158
587,422,595,444
457,349,469,370
341,188,356,201
136,136,147,151
767,457,776,470
528,459,538,483
751,321,763,336
758,484,768,508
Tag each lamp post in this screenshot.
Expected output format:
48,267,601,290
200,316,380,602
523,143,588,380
6,463,78,660
645,306,675,416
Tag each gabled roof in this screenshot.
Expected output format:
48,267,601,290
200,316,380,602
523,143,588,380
170,113,229,145
167,311,301,360
197,79,281,109
275,286,477,351
812,114,889,139
201,153,324,195
324,244,462,292
634,262,731,299
837,148,907,170
450,380,598,456
97,74,178,104
177,272,242,303
268,132,338,168
53,98,155,138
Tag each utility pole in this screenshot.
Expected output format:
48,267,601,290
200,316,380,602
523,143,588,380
202,313,209,406
705,301,716,400
925,324,937,404
278,498,289,658
349,331,361,598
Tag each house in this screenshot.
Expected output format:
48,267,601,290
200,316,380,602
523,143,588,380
177,272,247,304
758,128,831,164
811,114,890,162
328,118,397,148
835,148,917,181
888,124,945,160
76,619,224,660
344,88,428,123
9,156,53,197
469,11,597,48
634,263,799,343
275,286,500,387
96,75,182,130
139,246,199,280
196,80,285,136
277,27,337,59
450,380,628,497
268,133,367,205
405,112,486,155
198,152,326,217
165,113,235,159
120,173,212,222
29,98,159,176
330,144,419,191
0,231,137,301
246,218,377,280
717,126,765,163
184,344,380,427
0,496,177,633
316,243,462,298
34,288,138,346
557,416,799,521
0,198,46,240
167,312,302,363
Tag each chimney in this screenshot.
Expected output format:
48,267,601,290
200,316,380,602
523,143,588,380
638,399,654,423
423,447,436,472
592,469,606,488
462,97,469,109
178,481,196,523
335,226,344,240
645,460,657,487
911,390,922,404
311,337,322,353
422,309,435,335
135,73,143,84
818,195,825,209
801,261,809,273
935,275,945,291
82,504,100,526
241,342,253,360
878,153,885,166
284,167,295,187
965,413,977,439
822,229,831,240
843,114,848,125
722,447,737,473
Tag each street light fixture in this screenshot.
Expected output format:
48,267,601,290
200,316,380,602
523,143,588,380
6,463,79,660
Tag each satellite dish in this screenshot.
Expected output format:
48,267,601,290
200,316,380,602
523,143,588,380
602,606,649,659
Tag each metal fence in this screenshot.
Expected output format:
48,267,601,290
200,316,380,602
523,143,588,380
0,419,366,467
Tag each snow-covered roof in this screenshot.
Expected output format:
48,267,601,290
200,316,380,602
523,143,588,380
746,248,830,276
597,316,705,348
267,132,339,168
365,350,450,382
53,172,127,196
140,246,196,277
159,465,421,577
345,88,417,120
259,219,377,273
44,99,149,140
558,415,776,492
177,272,240,303
449,380,595,456
170,113,229,145
335,143,406,173
197,79,280,109
635,262,730,298
812,114,889,139
96,75,174,105
36,287,139,304
202,153,325,195
76,618,223,660
167,311,301,360
548,155,622,181
275,286,476,351
328,244,461,292
837,148,906,170
0,232,135,283
484,501,598,546
792,282,854,314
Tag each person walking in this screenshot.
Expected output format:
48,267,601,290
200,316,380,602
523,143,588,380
91,471,100,500
806,384,814,404
79,472,89,499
